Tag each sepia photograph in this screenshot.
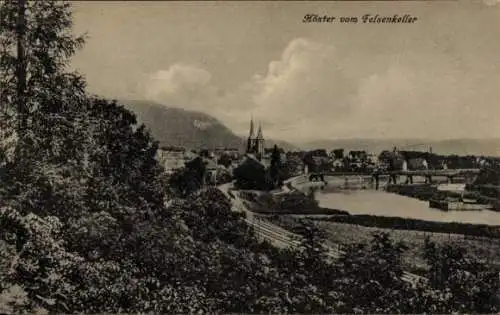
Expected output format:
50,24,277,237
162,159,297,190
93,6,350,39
1,0,500,313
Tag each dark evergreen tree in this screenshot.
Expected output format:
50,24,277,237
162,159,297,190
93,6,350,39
233,158,272,191
270,145,281,188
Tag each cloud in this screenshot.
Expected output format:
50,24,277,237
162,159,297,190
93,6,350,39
249,38,355,135
139,37,500,142
140,38,355,140
143,63,219,112
211,38,356,140
350,55,499,139
484,0,500,6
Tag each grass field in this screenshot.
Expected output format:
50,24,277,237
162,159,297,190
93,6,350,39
267,216,500,274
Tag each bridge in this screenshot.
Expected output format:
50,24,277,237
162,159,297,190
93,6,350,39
314,168,480,177
385,168,480,177
308,168,481,188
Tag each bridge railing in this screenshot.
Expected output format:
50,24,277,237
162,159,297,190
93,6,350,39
316,168,481,177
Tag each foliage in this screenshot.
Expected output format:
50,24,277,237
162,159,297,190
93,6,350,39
0,207,83,313
240,191,332,215
469,166,500,199
332,148,344,160
233,157,273,191
303,150,331,173
279,154,303,180
0,1,87,158
217,153,232,168
332,232,416,314
167,156,206,197
269,145,282,188
215,166,232,186
423,238,500,313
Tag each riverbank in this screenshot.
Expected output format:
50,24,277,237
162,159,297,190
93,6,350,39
243,188,500,239
264,175,500,275
286,175,500,235
315,213,500,239
256,176,500,238
266,215,500,275
386,183,500,211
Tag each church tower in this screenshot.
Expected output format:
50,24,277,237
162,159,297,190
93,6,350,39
246,117,265,159
255,122,265,159
246,117,255,153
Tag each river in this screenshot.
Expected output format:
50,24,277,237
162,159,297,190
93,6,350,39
316,189,500,226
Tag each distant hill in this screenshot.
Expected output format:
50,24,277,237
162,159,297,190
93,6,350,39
298,138,500,157
118,100,296,151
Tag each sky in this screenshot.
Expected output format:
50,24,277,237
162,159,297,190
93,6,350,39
71,0,500,142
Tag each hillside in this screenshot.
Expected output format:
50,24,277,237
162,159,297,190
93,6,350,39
119,100,296,151
299,138,500,156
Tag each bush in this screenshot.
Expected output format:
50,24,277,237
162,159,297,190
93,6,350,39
240,191,346,215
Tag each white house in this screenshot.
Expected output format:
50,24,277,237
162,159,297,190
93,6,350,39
332,159,343,169
402,160,408,171
204,159,218,185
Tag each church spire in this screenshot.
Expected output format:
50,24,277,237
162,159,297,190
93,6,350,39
256,122,263,139
249,116,255,138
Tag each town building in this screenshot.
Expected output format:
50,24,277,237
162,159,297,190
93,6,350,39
156,147,188,173
213,147,241,159
203,159,218,185
332,159,344,170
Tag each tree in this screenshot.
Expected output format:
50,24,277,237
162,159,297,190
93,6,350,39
332,232,414,314
168,156,206,197
215,166,232,185
0,2,185,312
233,158,272,191
279,154,303,180
293,220,329,271
332,148,344,160
422,238,500,313
283,220,339,313
1,1,87,164
270,145,281,188
217,153,232,168
0,2,91,311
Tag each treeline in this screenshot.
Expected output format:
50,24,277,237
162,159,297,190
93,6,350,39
240,190,349,215
469,166,500,192
381,150,484,169
315,214,500,239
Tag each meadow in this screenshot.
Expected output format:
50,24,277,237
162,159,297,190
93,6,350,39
268,215,500,274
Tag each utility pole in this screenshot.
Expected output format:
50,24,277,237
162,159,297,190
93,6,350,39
16,0,27,159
